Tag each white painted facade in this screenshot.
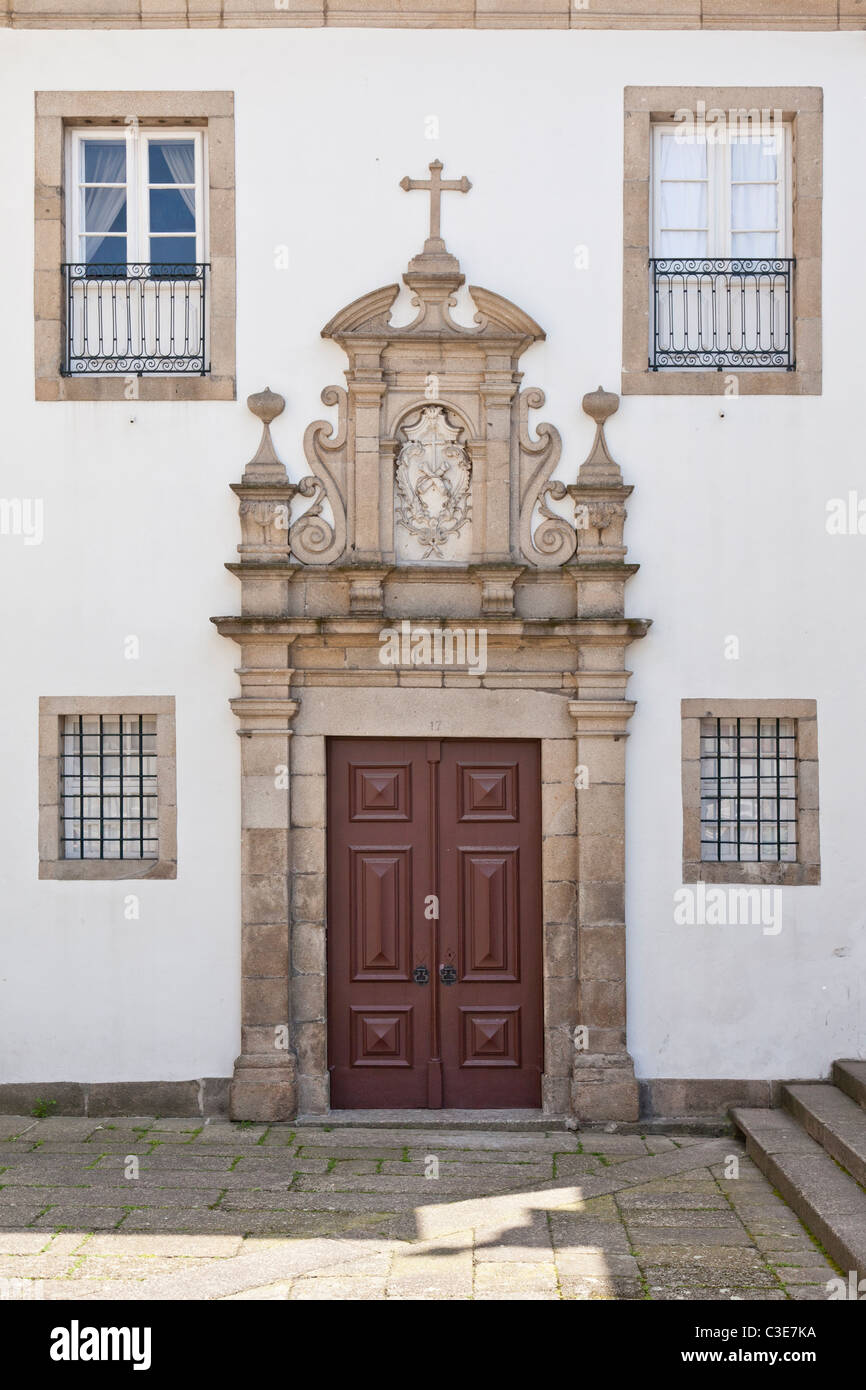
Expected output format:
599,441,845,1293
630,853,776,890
1,25,864,1088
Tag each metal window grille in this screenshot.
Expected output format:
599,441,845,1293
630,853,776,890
61,714,158,860
700,716,797,863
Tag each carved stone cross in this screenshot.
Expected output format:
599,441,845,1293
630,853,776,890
400,160,471,243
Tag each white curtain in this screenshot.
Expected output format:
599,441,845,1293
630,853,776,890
157,142,196,218
656,133,779,258
730,139,778,257
657,134,707,257
82,142,127,263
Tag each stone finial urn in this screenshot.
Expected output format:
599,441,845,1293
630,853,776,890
577,384,623,486
244,387,288,482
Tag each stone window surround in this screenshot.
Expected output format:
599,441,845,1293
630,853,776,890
38,695,177,880
34,90,236,402
681,698,819,887
622,86,822,397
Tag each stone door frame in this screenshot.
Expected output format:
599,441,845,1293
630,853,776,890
227,678,638,1122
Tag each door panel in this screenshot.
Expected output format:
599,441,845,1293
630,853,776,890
439,741,543,1107
328,741,432,1107
327,738,543,1109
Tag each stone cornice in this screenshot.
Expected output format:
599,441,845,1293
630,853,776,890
4,3,862,30
223,560,640,580
211,614,651,641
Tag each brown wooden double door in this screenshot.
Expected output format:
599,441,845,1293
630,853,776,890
327,738,543,1109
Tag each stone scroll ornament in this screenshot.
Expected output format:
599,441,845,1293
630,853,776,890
288,386,349,565
517,388,577,567
394,405,472,558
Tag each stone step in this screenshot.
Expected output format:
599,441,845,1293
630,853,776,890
834,1059,866,1111
782,1083,866,1189
295,1109,732,1135
731,1107,866,1281
295,1109,569,1131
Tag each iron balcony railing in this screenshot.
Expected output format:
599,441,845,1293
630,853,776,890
60,262,209,376
649,257,795,371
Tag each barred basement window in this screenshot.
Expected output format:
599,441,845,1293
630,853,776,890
699,716,797,862
62,714,158,859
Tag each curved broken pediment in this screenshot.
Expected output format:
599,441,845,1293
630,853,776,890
321,284,401,338
320,279,545,347
467,285,545,342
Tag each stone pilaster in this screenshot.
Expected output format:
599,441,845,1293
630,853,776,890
565,385,645,1123
225,388,301,1121
230,686,299,1122
569,698,639,1123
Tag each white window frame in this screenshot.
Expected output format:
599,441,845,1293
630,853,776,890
65,125,207,267
651,122,792,260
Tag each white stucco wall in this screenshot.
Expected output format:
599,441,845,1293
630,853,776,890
0,26,864,1084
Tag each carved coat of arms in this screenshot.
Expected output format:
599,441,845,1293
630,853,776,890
394,406,472,558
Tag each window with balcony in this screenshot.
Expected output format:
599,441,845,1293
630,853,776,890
649,121,793,371
63,126,208,377
35,92,235,402
621,87,821,397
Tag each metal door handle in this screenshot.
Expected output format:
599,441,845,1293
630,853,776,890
439,964,457,985
413,965,430,985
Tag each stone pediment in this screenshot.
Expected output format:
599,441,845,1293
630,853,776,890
231,162,638,576
322,281,545,346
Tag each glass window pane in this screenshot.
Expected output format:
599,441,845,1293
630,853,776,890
83,235,127,267
658,134,707,179
83,140,126,183
660,181,707,231
732,184,777,231
84,188,127,234
731,231,779,256
149,236,197,268
731,141,777,182
149,187,195,234
658,230,708,258
148,140,195,185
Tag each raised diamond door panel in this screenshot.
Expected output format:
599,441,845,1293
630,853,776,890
460,1007,521,1068
350,764,412,821
458,764,519,821
350,1007,414,1068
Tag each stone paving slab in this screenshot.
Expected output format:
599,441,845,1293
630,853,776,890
31,1208,138,1231
0,1116,843,1301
